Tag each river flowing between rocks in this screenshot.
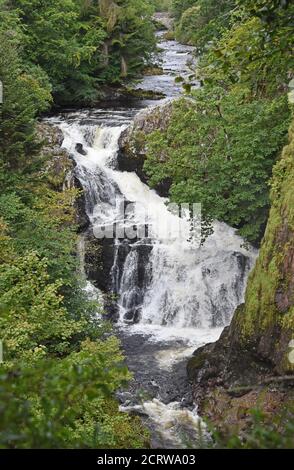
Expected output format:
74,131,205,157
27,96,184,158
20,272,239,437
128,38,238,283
47,29,257,449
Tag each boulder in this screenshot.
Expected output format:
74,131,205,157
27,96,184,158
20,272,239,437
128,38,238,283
117,100,174,193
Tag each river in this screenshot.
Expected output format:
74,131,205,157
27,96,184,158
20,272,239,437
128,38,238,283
46,28,257,449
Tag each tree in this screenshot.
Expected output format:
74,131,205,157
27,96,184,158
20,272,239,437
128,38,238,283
97,0,156,82
4,0,156,104
0,22,51,170
144,0,293,244
145,87,289,244
175,0,235,49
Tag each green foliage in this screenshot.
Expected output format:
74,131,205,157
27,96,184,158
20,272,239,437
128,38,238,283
171,0,196,20
0,184,78,280
145,0,293,244
0,245,148,448
151,0,171,11
0,28,51,170
175,0,235,49
97,0,156,83
239,0,292,26
200,11,294,98
145,89,289,243
10,0,104,103
211,406,294,449
1,0,156,105
0,342,148,448
0,252,90,360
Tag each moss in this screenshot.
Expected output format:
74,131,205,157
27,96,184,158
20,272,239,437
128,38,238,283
283,307,294,330
84,238,102,273
163,30,175,40
187,351,208,378
124,87,165,100
142,66,164,76
236,118,294,369
37,123,73,189
46,152,73,188
132,130,148,155
122,102,174,162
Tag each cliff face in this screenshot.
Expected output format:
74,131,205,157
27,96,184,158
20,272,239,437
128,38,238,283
188,119,294,428
117,101,173,192
234,119,294,373
36,122,72,189
37,122,90,231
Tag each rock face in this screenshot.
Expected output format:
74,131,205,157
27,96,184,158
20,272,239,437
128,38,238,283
37,121,64,148
117,101,173,194
83,229,153,322
187,119,294,429
153,12,174,31
37,122,71,189
84,230,114,293
37,122,90,231
71,175,90,232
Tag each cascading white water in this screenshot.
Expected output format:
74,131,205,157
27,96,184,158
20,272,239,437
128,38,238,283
51,120,256,354
52,116,257,333
140,231,251,329
46,27,258,447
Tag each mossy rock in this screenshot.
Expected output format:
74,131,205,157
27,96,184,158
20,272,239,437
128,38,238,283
142,66,164,76
187,351,208,380
164,30,175,41
236,119,294,372
124,87,165,100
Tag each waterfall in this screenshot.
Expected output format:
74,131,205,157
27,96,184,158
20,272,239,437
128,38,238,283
45,30,258,447
50,115,257,333
139,226,251,328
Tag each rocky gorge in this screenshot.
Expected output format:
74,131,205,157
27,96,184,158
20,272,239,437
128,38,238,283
2,0,294,452
38,12,294,448
41,36,257,448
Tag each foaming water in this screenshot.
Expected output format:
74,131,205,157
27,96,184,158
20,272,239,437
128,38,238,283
121,399,208,449
45,30,257,448
47,111,256,448
121,324,223,348
136,31,198,98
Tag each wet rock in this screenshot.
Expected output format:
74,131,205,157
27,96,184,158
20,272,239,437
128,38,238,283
37,122,64,150
153,177,173,198
114,241,153,323
75,142,87,156
153,12,174,31
124,88,166,101
118,331,194,409
124,306,142,324
84,230,115,292
71,176,90,232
